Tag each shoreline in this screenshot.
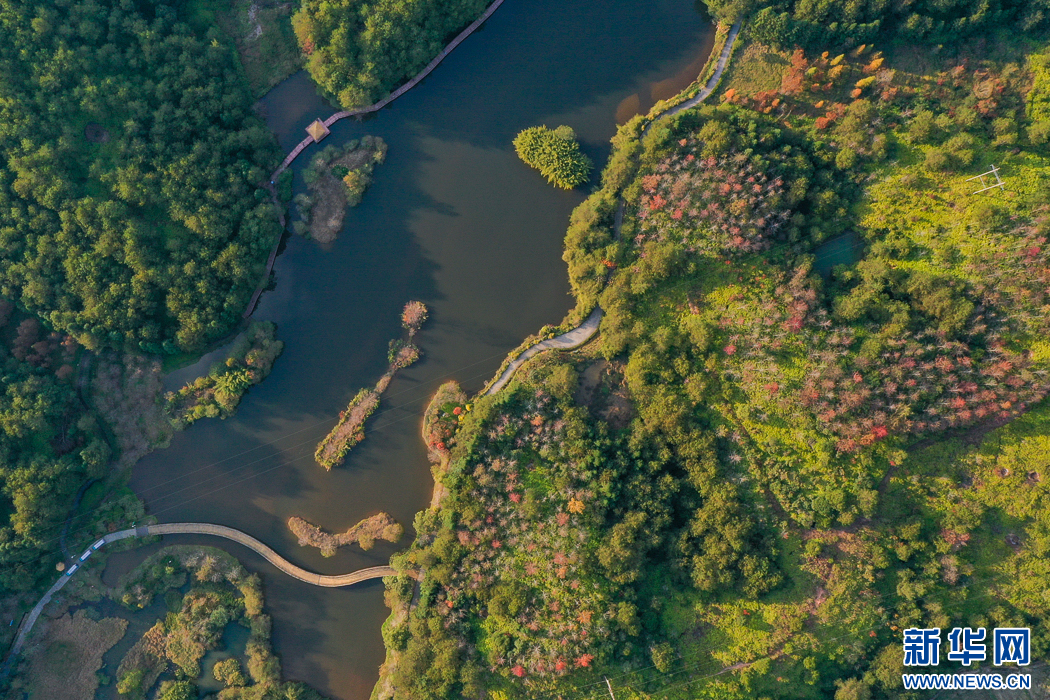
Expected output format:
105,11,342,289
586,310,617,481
246,0,509,318
368,17,744,698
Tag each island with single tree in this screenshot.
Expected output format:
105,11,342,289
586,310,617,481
376,8,1050,700
513,125,593,189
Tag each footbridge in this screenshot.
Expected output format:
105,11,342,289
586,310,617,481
1,522,398,674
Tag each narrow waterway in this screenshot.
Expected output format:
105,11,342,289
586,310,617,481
116,2,715,698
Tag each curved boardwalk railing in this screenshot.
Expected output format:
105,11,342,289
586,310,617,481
245,0,508,318
1,523,398,674
143,523,396,586
479,21,742,394
269,0,506,184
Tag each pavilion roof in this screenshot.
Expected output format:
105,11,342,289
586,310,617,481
306,119,330,142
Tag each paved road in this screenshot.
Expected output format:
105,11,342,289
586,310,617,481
480,21,742,394
484,307,603,395
1,522,397,673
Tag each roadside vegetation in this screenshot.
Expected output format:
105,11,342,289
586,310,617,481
0,303,113,592
291,0,490,108
379,15,1050,700
294,137,388,243
513,126,593,190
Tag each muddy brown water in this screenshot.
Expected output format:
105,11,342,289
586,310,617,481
114,2,715,698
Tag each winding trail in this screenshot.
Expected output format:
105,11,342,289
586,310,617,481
657,21,740,122
484,307,603,395
1,523,397,673
245,0,508,318
480,20,741,393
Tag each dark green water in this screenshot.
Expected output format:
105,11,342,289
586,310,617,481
116,2,715,698
813,231,865,276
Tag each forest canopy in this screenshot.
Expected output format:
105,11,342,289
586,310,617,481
381,22,1050,700
707,0,1050,49
291,0,489,108
513,125,593,190
0,0,282,353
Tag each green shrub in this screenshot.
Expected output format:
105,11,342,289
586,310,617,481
156,681,195,700
214,658,247,687
513,125,593,189
924,147,951,171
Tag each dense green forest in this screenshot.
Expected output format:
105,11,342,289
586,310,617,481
0,303,109,592
291,0,489,108
0,0,281,354
513,126,593,190
706,0,1050,49
380,18,1050,700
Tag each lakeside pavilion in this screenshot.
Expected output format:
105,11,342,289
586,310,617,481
306,119,330,143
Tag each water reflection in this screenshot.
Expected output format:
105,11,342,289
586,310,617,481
116,1,714,698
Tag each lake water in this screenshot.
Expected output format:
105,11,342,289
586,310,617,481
115,2,715,698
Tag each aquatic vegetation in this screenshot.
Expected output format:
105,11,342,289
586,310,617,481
514,125,593,189
295,137,388,243
315,303,427,469
315,388,382,470
288,513,403,556
18,610,127,700
164,322,284,429
111,546,327,700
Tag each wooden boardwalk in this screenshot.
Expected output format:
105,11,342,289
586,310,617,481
1,522,399,674
245,0,508,318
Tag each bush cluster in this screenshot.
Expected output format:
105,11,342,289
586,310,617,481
513,125,593,190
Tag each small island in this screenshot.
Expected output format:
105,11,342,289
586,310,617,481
288,512,403,557
513,124,592,189
164,322,284,429
293,135,387,243
315,301,428,469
